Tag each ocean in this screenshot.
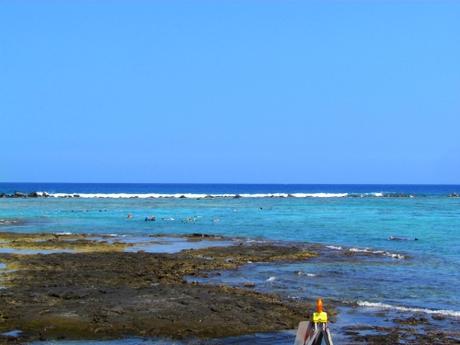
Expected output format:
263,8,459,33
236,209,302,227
1,183,459,343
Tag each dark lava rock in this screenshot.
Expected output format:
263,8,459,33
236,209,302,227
394,316,429,325
0,242,317,342
12,192,26,198
382,193,413,198
432,314,447,321
188,233,214,239
346,324,460,345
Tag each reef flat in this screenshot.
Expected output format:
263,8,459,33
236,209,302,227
0,232,458,345
0,232,128,253
0,232,317,343
343,319,460,344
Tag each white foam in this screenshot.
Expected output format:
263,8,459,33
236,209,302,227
54,232,72,236
239,193,289,198
16,191,422,199
266,276,276,282
161,217,175,221
357,301,460,318
39,192,352,199
245,239,267,244
290,193,348,198
348,247,405,259
326,245,343,250
48,193,213,199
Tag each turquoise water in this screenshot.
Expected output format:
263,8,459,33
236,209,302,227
1,184,460,321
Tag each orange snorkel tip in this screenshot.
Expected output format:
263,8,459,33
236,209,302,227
316,298,323,313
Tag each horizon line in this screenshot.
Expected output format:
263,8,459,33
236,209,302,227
1,182,460,186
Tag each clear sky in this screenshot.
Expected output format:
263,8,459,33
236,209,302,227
1,1,459,184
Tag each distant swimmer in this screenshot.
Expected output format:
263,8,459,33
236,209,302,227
127,213,133,219
161,217,175,221
388,236,418,241
182,217,196,223
145,216,156,222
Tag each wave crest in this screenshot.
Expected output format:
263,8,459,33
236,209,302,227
22,192,419,199
348,247,406,259
325,245,405,259
357,301,460,318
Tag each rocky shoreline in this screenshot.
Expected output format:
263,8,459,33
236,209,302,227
341,318,460,344
0,232,459,345
0,232,319,344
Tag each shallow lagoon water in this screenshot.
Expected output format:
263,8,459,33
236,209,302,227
120,236,234,254
190,251,460,314
1,194,459,314
0,234,233,255
0,247,75,255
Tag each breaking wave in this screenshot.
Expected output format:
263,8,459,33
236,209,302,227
348,247,406,259
325,245,405,259
23,192,418,199
357,301,460,318
325,245,343,250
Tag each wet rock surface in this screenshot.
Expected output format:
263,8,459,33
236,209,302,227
0,237,317,343
0,233,458,344
344,323,460,344
0,232,128,252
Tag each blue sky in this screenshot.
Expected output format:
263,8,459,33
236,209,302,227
1,1,459,184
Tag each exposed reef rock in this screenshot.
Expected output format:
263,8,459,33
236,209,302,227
0,234,319,343
344,323,460,344
0,232,128,252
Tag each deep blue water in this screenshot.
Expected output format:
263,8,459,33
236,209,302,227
0,182,459,196
1,183,459,332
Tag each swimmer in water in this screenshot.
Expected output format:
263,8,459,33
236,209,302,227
388,236,418,241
